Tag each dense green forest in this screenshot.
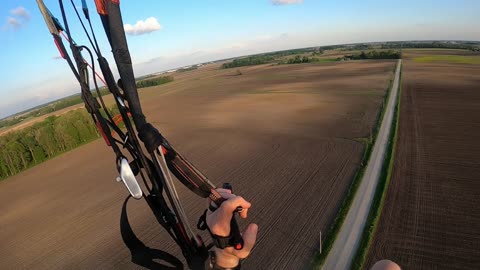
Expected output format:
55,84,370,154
0,109,100,180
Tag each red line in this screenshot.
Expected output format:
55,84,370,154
176,223,191,245
172,163,200,189
59,31,107,86
53,38,65,59
178,157,205,184
85,61,107,86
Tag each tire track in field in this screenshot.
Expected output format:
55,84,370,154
269,141,336,268
241,137,362,269
246,139,330,249
280,142,356,268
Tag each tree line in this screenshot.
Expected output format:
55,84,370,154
177,66,199,72
221,48,324,69
222,55,275,68
263,48,317,58
343,50,402,60
380,41,480,51
0,108,100,180
136,76,174,88
286,55,314,64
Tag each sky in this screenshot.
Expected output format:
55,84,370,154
0,0,479,118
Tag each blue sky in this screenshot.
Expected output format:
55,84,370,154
0,0,479,118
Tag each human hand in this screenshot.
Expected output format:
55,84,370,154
206,188,258,268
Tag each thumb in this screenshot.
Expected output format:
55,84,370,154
237,223,258,258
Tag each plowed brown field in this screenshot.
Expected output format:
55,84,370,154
364,50,480,269
0,60,396,269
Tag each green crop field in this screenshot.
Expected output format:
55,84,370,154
413,55,480,65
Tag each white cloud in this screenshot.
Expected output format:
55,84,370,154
3,6,31,31
6,17,21,29
10,7,31,21
124,17,162,36
271,0,303,5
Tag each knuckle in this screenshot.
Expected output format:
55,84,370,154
237,250,250,259
210,224,222,234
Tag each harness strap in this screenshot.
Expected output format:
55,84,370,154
120,195,184,269
197,209,243,250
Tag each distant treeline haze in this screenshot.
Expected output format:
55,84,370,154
0,76,174,130
221,49,401,69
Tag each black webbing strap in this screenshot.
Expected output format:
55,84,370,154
104,0,147,130
138,123,165,153
197,209,238,250
120,195,184,269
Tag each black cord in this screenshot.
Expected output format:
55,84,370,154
78,45,117,124
58,1,74,53
65,0,155,193
86,11,102,56
138,169,152,193
70,0,99,56
59,0,123,156
81,38,153,194
55,1,197,261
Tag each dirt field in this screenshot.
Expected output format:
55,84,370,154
364,50,480,269
0,60,395,269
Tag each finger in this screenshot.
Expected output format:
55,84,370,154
221,196,251,214
236,223,258,258
239,207,249,219
217,196,251,226
208,189,233,206
210,190,234,204
209,191,234,208
216,188,232,194
218,191,235,199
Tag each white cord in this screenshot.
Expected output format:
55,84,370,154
154,147,197,242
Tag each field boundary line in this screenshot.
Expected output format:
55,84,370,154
319,60,402,270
